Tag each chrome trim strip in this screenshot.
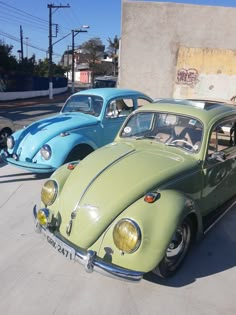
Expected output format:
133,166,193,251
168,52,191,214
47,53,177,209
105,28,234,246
204,199,236,234
76,147,135,207
67,147,136,230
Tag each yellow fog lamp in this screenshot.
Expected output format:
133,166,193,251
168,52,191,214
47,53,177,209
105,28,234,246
37,208,50,226
113,219,141,254
41,180,58,206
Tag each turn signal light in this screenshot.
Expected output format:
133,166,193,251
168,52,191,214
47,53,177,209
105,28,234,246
144,192,160,203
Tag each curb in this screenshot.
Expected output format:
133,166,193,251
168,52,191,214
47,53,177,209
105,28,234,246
0,92,71,109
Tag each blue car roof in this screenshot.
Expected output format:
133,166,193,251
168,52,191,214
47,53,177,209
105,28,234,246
73,88,151,99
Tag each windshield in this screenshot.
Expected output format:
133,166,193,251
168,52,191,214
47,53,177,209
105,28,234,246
120,111,203,153
61,95,103,117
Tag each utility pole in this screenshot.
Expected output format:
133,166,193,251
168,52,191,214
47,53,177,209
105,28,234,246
48,3,70,99
67,45,70,79
25,37,29,58
20,25,24,61
71,27,89,94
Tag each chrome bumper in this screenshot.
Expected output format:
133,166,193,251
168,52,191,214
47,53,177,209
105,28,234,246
1,150,55,173
33,205,144,282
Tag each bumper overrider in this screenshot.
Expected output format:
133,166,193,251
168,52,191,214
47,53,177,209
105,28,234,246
33,205,144,282
1,150,55,173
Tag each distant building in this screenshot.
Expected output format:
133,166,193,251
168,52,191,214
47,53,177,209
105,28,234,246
60,45,114,84
120,0,236,101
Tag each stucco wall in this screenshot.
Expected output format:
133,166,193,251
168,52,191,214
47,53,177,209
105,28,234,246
119,1,236,100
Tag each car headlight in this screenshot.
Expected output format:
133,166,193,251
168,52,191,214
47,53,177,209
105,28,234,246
7,136,15,149
40,144,52,160
41,180,58,206
113,219,141,253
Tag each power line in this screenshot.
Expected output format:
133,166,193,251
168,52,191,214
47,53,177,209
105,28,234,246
0,1,48,24
0,29,62,57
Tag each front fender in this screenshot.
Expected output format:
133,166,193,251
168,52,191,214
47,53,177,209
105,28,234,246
40,162,79,211
35,133,97,169
93,189,201,273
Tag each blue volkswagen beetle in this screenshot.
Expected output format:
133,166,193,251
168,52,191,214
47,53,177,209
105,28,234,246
1,88,152,173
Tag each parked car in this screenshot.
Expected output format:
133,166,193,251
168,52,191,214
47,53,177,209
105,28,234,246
93,76,117,88
33,98,236,282
1,88,152,173
0,116,14,148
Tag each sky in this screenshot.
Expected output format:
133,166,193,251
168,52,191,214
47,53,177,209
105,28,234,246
0,0,122,63
1,0,236,63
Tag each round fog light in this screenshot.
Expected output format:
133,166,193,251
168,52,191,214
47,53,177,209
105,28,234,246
37,208,49,226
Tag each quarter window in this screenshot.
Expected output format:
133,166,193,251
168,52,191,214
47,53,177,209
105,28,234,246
208,119,236,158
106,98,134,118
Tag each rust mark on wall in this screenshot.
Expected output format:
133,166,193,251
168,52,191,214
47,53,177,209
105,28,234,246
176,68,199,87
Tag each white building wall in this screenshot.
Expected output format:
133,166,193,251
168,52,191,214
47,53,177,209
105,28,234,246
120,1,236,100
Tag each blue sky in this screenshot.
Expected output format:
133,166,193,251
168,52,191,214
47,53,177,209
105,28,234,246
0,0,236,63
0,0,121,62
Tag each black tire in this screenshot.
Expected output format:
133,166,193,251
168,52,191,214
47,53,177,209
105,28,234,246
64,144,93,164
152,217,193,278
0,127,12,147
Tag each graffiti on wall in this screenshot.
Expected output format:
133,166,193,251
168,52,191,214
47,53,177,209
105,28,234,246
176,68,199,87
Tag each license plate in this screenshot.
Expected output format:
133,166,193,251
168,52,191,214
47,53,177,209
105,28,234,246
46,234,75,260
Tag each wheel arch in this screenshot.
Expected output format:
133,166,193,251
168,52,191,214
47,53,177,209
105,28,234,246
64,142,95,163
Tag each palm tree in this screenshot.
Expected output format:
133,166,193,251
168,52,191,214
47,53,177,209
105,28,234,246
107,35,119,76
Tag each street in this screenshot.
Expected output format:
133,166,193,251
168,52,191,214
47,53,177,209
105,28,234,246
0,103,236,315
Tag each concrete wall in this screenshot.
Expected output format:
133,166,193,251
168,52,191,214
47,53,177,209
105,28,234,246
0,86,68,101
119,1,236,100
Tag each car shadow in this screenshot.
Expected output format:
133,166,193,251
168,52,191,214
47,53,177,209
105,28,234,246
0,169,51,183
144,209,236,286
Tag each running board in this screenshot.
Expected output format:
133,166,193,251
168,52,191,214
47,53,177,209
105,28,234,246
203,196,236,234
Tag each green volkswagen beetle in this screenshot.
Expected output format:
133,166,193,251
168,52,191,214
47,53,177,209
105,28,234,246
33,99,236,281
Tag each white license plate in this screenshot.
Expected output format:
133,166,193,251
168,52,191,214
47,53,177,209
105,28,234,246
46,234,75,260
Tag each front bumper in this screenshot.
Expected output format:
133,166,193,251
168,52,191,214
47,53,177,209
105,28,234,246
1,150,55,173
33,205,144,282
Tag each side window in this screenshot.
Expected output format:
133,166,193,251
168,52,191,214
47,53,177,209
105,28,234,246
208,119,236,158
106,98,134,118
137,98,152,107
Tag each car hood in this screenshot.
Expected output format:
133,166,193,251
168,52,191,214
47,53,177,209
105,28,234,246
58,141,198,247
14,112,98,154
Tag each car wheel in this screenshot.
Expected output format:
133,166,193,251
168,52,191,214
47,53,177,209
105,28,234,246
64,144,93,163
0,127,12,147
152,217,193,278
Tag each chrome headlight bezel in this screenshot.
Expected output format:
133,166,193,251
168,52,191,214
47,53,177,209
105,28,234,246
41,180,58,206
7,135,15,149
113,218,141,254
40,144,52,160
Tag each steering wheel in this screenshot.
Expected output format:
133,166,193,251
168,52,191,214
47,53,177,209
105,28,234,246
171,139,194,149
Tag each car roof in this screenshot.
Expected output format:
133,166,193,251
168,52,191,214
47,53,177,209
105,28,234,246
141,98,236,125
74,88,151,99
94,76,117,82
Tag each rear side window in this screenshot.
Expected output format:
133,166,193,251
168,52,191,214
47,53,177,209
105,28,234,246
106,98,134,118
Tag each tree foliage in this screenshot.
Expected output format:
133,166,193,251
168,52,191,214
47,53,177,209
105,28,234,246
80,37,105,69
106,35,119,75
0,41,65,77
0,42,18,74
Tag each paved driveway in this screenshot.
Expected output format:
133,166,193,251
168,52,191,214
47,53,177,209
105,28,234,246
0,161,236,315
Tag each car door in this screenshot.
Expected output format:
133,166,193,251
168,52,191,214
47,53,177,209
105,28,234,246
201,116,236,216
101,97,135,146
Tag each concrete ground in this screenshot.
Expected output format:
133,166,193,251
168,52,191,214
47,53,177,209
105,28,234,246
0,161,236,315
